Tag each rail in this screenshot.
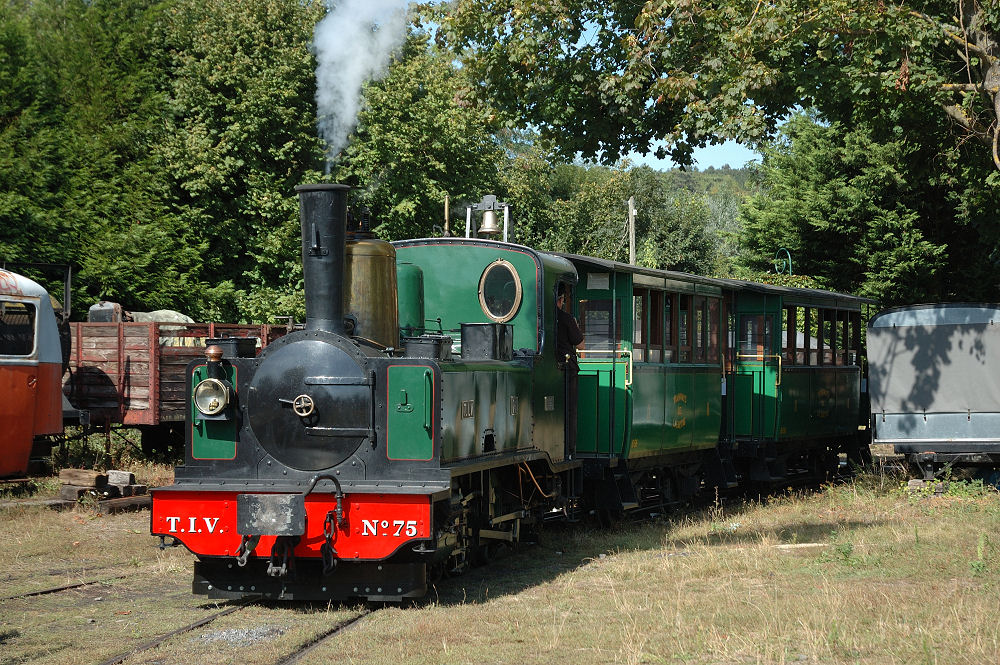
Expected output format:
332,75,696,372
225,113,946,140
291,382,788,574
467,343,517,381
576,348,633,387
735,352,782,386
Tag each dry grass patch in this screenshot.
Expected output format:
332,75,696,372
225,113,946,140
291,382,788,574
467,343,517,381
3,470,999,665
126,602,366,665
0,505,199,665
0,569,208,665
314,474,1000,665
0,500,368,665
0,505,187,598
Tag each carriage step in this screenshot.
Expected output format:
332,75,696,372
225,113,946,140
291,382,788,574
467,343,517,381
621,502,639,511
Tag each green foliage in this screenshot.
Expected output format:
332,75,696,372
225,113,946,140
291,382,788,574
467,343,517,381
0,0,210,313
903,477,996,500
437,0,1000,304
737,113,998,305
437,0,996,170
16,0,987,322
512,163,719,274
971,532,989,575
154,0,327,321
336,34,506,241
819,539,861,567
495,131,560,244
0,0,333,321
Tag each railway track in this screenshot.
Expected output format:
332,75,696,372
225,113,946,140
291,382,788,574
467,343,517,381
273,609,375,665
0,574,130,602
88,601,374,665
95,600,254,665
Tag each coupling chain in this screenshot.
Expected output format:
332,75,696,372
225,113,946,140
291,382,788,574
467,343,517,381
320,510,339,576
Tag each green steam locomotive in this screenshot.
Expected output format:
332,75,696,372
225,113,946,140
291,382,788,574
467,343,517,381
151,185,873,601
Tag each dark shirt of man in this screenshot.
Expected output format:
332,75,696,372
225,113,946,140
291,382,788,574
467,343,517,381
556,306,584,368
556,297,584,458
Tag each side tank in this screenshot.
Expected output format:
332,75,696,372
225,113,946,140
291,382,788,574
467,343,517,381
344,238,399,349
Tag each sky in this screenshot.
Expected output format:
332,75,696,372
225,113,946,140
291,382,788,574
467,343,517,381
630,140,761,171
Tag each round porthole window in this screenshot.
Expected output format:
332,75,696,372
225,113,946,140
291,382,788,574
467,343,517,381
478,259,522,323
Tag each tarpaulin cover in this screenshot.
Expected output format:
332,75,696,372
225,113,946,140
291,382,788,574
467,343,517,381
868,304,1000,415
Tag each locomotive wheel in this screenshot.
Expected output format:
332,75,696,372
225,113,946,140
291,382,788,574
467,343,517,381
446,491,483,576
476,540,502,565
595,506,624,528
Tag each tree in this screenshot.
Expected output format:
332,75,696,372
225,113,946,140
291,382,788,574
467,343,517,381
0,0,215,314
736,113,997,305
516,163,717,274
437,0,1000,173
154,0,327,321
335,34,507,241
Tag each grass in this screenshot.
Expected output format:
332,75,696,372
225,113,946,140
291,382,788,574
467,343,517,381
318,471,1000,665
52,426,180,482
2,467,999,664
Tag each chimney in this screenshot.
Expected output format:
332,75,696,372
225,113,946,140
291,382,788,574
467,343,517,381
295,184,350,334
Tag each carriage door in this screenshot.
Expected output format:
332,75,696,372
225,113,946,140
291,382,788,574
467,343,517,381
733,311,780,439
574,272,629,457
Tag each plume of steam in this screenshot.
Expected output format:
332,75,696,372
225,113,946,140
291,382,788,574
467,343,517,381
313,0,409,166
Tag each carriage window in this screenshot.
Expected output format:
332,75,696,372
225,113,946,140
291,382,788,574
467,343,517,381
694,297,706,361
739,314,771,358
478,259,522,323
678,295,690,362
664,293,673,348
848,311,860,365
820,311,834,365
839,311,849,366
632,289,646,362
708,298,720,363
579,298,621,350
0,301,37,356
727,306,736,369
783,306,797,364
649,291,664,363
804,308,816,365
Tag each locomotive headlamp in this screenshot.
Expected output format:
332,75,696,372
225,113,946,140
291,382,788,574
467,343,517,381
194,378,230,416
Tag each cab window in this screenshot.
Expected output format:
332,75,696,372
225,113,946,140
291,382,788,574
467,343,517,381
0,300,37,356
478,259,522,323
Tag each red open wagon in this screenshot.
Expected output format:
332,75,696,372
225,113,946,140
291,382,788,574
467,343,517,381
64,322,288,453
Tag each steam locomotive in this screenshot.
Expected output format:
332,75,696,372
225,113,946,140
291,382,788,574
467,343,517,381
150,184,873,602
